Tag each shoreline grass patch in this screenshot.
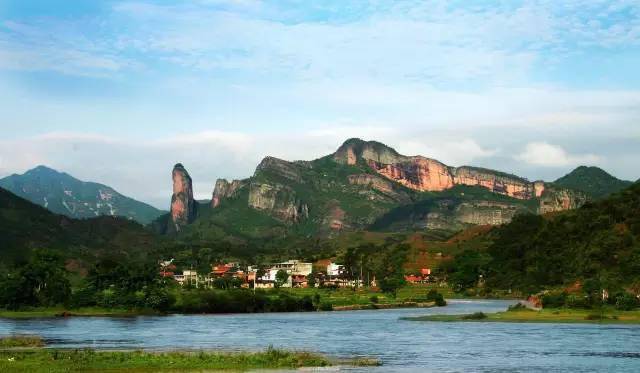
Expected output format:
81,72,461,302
0,346,380,372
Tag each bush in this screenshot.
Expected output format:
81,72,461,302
319,302,333,311
507,303,528,311
369,296,379,304
615,293,639,311
426,289,447,307
69,286,97,308
541,292,567,308
566,294,591,309
462,312,487,320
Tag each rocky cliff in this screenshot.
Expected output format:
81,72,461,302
248,182,308,223
211,179,246,207
170,163,197,232
538,187,588,214
336,138,548,200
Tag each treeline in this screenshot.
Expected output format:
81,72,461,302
445,183,640,303
0,249,331,313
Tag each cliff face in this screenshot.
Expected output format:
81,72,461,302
539,187,588,214
211,179,246,207
256,156,304,182
248,182,308,222
170,163,196,231
337,139,548,201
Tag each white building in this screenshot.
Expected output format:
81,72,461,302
327,263,345,277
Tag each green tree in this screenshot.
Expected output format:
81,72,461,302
275,270,289,288
0,249,71,309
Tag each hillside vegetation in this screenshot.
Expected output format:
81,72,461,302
553,166,632,199
448,182,640,299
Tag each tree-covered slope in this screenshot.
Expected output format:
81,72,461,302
0,166,165,224
554,166,633,199
0,187,159,264
460,182,640,293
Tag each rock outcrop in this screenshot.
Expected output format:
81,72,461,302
256,156,304,182
211,179,246,207
538,187,588,214
170,163,196,232
336,138,548,201
248,182,308,222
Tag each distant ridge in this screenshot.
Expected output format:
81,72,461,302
0,165,165,224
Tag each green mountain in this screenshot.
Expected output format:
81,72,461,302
0,186,159,264
553,166,633,200
160,139,590,242
0,166,165,225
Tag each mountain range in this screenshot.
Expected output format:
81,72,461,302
0,166,165,225
157,138,632,242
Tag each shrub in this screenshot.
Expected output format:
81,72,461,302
426,289,447,307
615,293,639,311
369,296,379,304
69,286,97,308
462,312,487,320
541,292,567,308
507,303,528,311
319,302,333,311
566,294,591,309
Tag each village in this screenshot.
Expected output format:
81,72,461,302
159,259,433,290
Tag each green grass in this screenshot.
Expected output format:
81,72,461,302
0,307,154,319
402,307,640,324
0,347,379,372
282,284,451,307
0,336,44,348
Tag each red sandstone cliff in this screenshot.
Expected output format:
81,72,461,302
170,163,196,231
335,138,547,201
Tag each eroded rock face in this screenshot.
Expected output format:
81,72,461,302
538,188,588,214
334,138,405,165
211,179,245,207
255,156,304,182
455,201,520,225
367,157,455,192
336,138,553,202
248,182,308,222
170,163,196,231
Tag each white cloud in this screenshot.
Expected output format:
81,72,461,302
515,142,600,167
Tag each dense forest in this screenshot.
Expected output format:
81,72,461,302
447,182,640,307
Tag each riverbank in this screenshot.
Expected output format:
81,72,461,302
402,307,640,324
0,285,449,319
0,307,158,319
0,337,380,372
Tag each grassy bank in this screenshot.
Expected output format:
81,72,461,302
0,346,380,372
402,307,640,324
283,283,451,307
1,284,449,318
0,307,155,319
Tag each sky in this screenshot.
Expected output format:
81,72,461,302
0,0,639,209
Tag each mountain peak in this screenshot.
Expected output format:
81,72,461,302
25,165,64,176
554,166,633,199
333,138,403,165
0,166,164,224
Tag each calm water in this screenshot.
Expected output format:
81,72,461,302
2,300,640,372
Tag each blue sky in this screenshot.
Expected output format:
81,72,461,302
0,0,639,208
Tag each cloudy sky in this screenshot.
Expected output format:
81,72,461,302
0,0,639,209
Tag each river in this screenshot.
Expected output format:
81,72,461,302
1,299,639,372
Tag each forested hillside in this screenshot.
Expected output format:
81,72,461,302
449,182,640,295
